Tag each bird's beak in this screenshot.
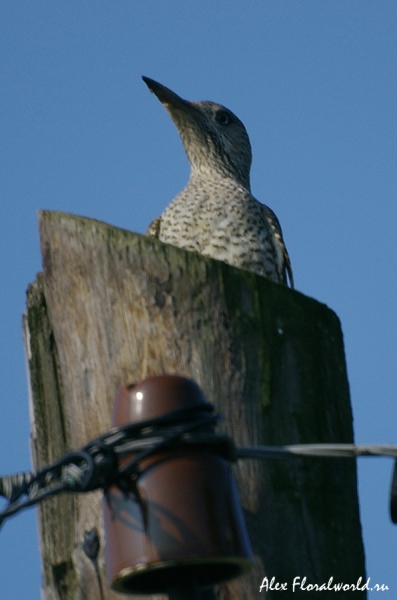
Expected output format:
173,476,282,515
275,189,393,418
142,76,198,119
142,76,207,166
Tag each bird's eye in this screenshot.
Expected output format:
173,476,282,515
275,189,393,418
216,111,231,125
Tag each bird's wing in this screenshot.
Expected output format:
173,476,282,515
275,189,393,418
262,204,294,288
146,216,162,238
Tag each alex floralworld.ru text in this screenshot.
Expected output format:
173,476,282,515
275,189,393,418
259,576,389,592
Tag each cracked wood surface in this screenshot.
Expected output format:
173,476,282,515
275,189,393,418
24,210,366,599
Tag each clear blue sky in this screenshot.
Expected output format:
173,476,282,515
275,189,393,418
1,1,397,597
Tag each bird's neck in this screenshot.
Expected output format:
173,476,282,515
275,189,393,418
189,164,251,192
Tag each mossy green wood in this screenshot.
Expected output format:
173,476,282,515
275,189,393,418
24,210,366,600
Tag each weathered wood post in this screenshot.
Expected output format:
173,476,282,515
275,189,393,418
24,210,366,599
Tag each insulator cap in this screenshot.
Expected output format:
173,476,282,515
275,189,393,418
103,374,252,594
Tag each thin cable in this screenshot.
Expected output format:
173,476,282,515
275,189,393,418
2,400,397,527
236,444,397,460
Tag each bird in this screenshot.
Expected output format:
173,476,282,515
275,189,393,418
142,76,294,288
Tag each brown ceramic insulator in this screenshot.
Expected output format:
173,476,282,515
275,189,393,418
103,375,252,595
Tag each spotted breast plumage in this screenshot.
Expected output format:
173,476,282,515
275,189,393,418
142,76,293,287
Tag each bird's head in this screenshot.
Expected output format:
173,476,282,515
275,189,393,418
142,76,252,190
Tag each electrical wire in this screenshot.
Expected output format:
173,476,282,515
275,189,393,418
1,403,397,527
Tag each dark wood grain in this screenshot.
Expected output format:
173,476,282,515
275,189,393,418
24,210,366,599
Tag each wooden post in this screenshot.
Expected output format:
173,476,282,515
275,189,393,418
24,210,366,599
